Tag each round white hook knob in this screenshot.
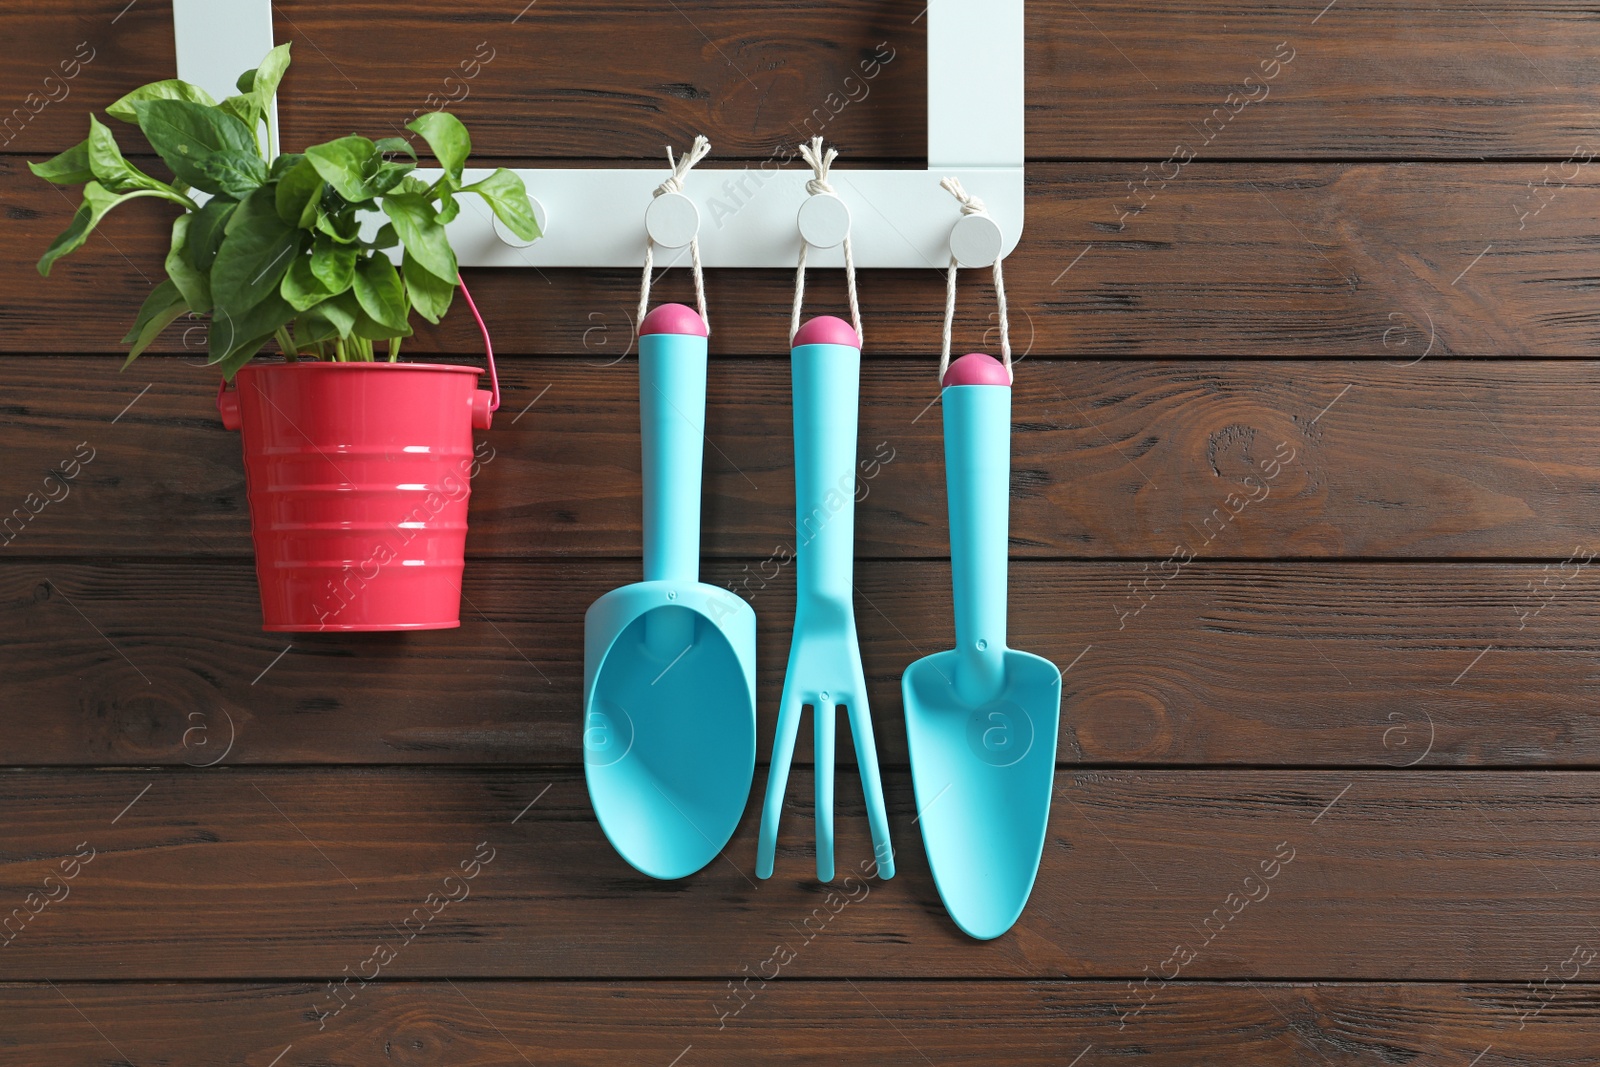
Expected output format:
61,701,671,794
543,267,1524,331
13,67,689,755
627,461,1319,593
798,193,851,248
645,191,701,248
949,213,1004,268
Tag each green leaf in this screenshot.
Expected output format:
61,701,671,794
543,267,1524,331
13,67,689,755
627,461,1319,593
225,42,292,140
133,99,258,194
403,248,454,324
274,156,324,227
218,94,263,133
86,114,178,196
463,169,538,242
316,290,361,339
292,308,343,348
209,292,294,370
197,149,268,199
373,137,417,161
120,279,189,366
406,111,470,180
352,254,410,332
315,207,362,244
105,79,216,123
352,308,412,341
381,192,457,284
305,136,382,202
268,152,304,180
214,329,280,380
247,42,292,103
369,222,399,250
370,160,416,196
434,188,460,226
210,187,301,313
165,214,211,313
281,253,333,312
311,235,357,292
29,140,92,185
186,196,238,273
307,288,405,342
36,181,157,276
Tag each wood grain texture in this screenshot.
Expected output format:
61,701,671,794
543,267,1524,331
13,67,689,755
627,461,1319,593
1,356,1594,558
1031,0,1600,160
1,980,1595,1065
4,0,1598,1057
5,0,1599,160
0,0,926,162
2,768,1600,980
5,561,1597,768
7,161,1598,355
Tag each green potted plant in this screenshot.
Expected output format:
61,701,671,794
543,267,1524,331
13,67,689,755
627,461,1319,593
31,44,539,632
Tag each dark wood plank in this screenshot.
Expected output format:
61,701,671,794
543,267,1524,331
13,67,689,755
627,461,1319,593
8,160,1599,355
0,0,925,163
1,356,1595,558
2,768,1599,979
1,980,1596,1065
6,0,1600,160
1031,0,1600,160
6,560,1598,768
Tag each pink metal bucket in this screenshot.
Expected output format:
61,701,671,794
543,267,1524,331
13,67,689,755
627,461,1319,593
218,358,497,632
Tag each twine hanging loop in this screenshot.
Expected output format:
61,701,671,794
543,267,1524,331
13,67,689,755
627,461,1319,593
790,136,863,346
638,135,712,331
938,176,1011,384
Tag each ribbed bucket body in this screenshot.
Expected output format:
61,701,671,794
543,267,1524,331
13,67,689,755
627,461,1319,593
231,362,483,631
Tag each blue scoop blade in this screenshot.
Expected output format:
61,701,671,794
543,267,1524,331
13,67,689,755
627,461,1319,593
903,647,1061,939
585,588,756,880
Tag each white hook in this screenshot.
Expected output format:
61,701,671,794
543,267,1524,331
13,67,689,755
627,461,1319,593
797,193,851,249
949,213,1003,268
644,192,700,248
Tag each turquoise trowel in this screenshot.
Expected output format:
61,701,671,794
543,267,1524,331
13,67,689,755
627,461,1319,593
902,352,1062,939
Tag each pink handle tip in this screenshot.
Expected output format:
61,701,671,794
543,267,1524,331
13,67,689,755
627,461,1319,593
942,352,1011,387
792,315,861,350
639,303,709,337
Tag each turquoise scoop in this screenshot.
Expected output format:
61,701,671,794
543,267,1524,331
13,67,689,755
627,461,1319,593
583,304,757,880
902,352,1062,939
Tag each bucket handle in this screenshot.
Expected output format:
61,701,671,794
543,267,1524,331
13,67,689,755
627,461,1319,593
214,276,501,431
458,274,500,430
216,377,241,430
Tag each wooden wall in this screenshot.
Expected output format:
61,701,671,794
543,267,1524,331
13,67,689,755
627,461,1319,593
3,1,1600,1062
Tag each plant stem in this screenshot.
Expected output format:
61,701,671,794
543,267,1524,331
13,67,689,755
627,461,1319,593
275,327,297,360
389,336,401,363
118,187,201,213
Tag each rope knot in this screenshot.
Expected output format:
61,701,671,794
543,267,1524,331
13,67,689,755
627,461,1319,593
654,135,711,198
940,175,989,217
798,136,838,197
